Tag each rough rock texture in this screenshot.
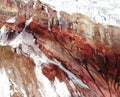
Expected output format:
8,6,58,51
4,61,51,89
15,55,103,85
0,0,120,97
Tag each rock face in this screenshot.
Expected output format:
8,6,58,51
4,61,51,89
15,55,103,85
0,0,120,97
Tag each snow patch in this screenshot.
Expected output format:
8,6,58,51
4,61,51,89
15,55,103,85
54,77,71,97
21,88,27,97
35,66,58,97
34,65,71,97
9,79,19,96
25,17,33,28
21,0,30,3
0,68,10,97
6,17,16,23
0,26,8,45
33,0,37,8
40,0,120,27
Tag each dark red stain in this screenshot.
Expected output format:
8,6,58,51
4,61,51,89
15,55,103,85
42,63,67,82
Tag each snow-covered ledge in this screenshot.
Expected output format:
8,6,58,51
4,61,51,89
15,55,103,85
40,0,120,27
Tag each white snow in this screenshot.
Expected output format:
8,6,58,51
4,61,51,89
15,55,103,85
53,59,89,89
33,0,37,8
21,88,27,97
40,0,120,27
6,17,16,23
21,0,30,3
25,17,33,28
9,79,19,96
54,77,71,97
31,49,71,97
0,26,8,46
0,68,10,97
34,64,71,97
44,6,51,31
35,66,58,97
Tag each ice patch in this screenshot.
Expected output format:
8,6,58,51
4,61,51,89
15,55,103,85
21,0,30,3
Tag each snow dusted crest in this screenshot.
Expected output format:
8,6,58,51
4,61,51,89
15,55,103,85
40,0,120,27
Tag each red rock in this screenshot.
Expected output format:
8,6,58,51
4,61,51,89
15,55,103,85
0,0,120,97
